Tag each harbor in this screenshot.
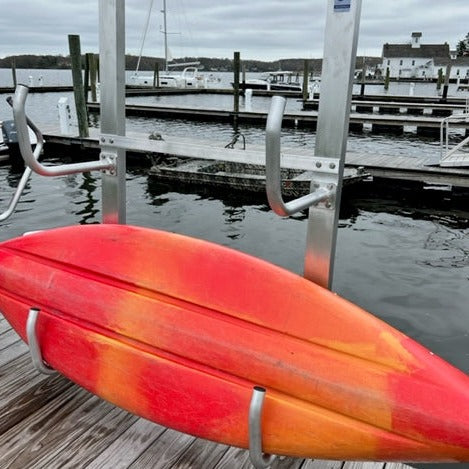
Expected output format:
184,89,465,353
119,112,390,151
2,71,469,469
2,1,469,469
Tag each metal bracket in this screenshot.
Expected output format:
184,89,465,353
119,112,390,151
100,151,118,176
99,133,127,149
265,96,337,216
26,307,55,375
249,387,276,469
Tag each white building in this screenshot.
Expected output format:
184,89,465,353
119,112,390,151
449,56,469,81
381,32,450,80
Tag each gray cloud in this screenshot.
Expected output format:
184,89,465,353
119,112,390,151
0,0,468,61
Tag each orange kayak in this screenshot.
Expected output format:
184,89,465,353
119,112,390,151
0,224,469,462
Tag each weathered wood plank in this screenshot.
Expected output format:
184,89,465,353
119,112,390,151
0,317,9,334
384,464,415,469
0,388,140,469
0,385,92,468
343,462,385,469
0,355,75,435
0,329,21,351
212,447,251,468
270,455,305,468
0,341,28,368
171,437,230,468
85,418,166,469
129,429,195,468
301,459,343,468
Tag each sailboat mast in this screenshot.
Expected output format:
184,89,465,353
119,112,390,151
162,0,168,71
136,0,154,73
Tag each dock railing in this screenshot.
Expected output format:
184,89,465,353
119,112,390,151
440,110,469,167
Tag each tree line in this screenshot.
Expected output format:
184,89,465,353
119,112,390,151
0,54,379,74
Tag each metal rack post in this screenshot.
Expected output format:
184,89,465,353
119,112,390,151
303,0,362,288
99,0,126,224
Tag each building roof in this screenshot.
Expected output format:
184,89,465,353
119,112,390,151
452,56,469,66
382,43,450,59
434,57,452,67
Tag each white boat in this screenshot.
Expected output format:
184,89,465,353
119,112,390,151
237,71,320,93
130,0,206,89
130,64,206,89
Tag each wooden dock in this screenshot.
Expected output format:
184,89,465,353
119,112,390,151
86,103,469,136
0,85,231,96
41,128,469,189
0,294,415,469
305,98,467,118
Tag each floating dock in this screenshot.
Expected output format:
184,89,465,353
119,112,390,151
38,128,469,189
0,316,414,469
86,102,469,136
304,96,468,118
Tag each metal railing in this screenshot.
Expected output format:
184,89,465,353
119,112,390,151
440,111,469,167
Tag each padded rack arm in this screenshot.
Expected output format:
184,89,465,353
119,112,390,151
265,96,333,216
249,386,276,468
26,308,55,375
12,84,115,177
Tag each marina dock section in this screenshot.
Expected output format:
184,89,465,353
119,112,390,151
86,102,469,136
0,317,415,469
40,127,469,190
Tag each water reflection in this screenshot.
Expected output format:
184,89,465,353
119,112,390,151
341,182,469,230
70,172,100,224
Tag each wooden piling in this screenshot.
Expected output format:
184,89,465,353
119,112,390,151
11,57,17,88
89,54,98,102
384,67,390,91
437,68,444,91
302,59,309,101
68,34,89,137
442,64,451,101
84,53,92,102
360,58,366,96
153,61,160,88
233,51,240,121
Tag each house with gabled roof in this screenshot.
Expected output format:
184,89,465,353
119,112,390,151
381,32,450,80
449,56,469,81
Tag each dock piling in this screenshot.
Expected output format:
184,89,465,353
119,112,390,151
153,62,160,88
84,53,91,102
58,97,72,134
68,34,89,138
302,59,309,101
360,58,366,96
11,57,17,88
89,54,98,102
233,51,240,123
442,64,451,101
384,67,390,91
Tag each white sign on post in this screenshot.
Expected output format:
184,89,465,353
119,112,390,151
334,0,351,12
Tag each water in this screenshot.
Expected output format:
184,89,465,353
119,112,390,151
1,71,469,468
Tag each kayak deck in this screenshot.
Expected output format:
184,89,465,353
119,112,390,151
0,318,415,469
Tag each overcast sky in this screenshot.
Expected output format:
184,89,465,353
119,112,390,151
0,1,468,61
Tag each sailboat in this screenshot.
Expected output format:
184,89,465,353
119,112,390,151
129,0,206,89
